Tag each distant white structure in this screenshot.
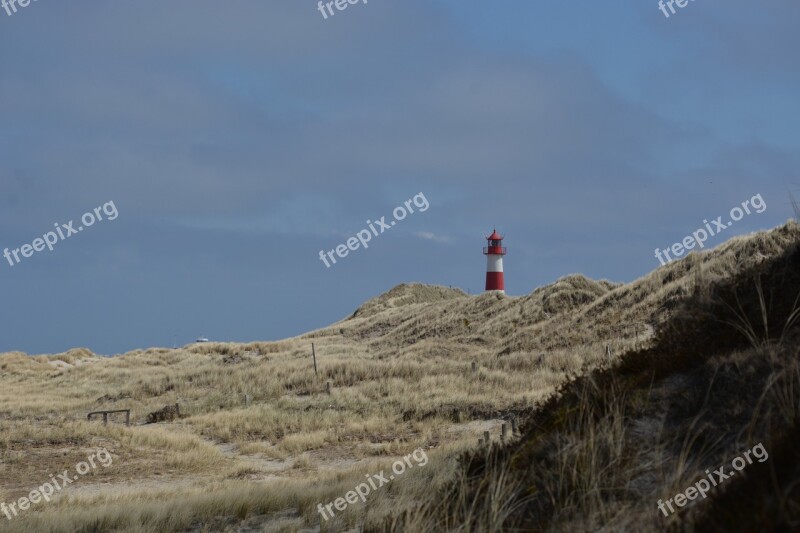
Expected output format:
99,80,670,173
195,336,210,343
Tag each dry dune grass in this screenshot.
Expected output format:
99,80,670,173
388,220,800,531
0,221,797,532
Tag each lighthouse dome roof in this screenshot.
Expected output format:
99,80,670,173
487,229,503,240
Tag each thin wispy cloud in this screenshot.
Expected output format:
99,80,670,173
415,231,452,244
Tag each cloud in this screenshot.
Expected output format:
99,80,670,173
415,231,452,244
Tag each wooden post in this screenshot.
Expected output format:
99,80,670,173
471,361,477,375
501,423,508,442
511,419,518,436
483,430,490,444
326,381,332,394
175,403,180,418
102,413,108,426
125,410,131,427
312,343,318,376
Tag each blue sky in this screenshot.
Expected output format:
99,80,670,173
1,1,798,355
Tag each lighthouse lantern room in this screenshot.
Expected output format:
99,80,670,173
483,229,506,294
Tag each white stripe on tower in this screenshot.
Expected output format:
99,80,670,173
486,254,504,273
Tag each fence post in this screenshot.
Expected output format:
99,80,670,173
312,343,318,376
471,361,477,375
501,423,508,442
326,381,332,394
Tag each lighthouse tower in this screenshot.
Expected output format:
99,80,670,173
483,229,506,294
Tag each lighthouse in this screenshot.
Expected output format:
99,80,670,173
483,229,506,293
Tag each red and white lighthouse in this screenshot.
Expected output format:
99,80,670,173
483,229,506,293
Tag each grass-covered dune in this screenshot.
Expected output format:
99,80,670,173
388,221,800,531
1,221,797,532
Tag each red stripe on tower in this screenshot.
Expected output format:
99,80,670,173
483,228,506,293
